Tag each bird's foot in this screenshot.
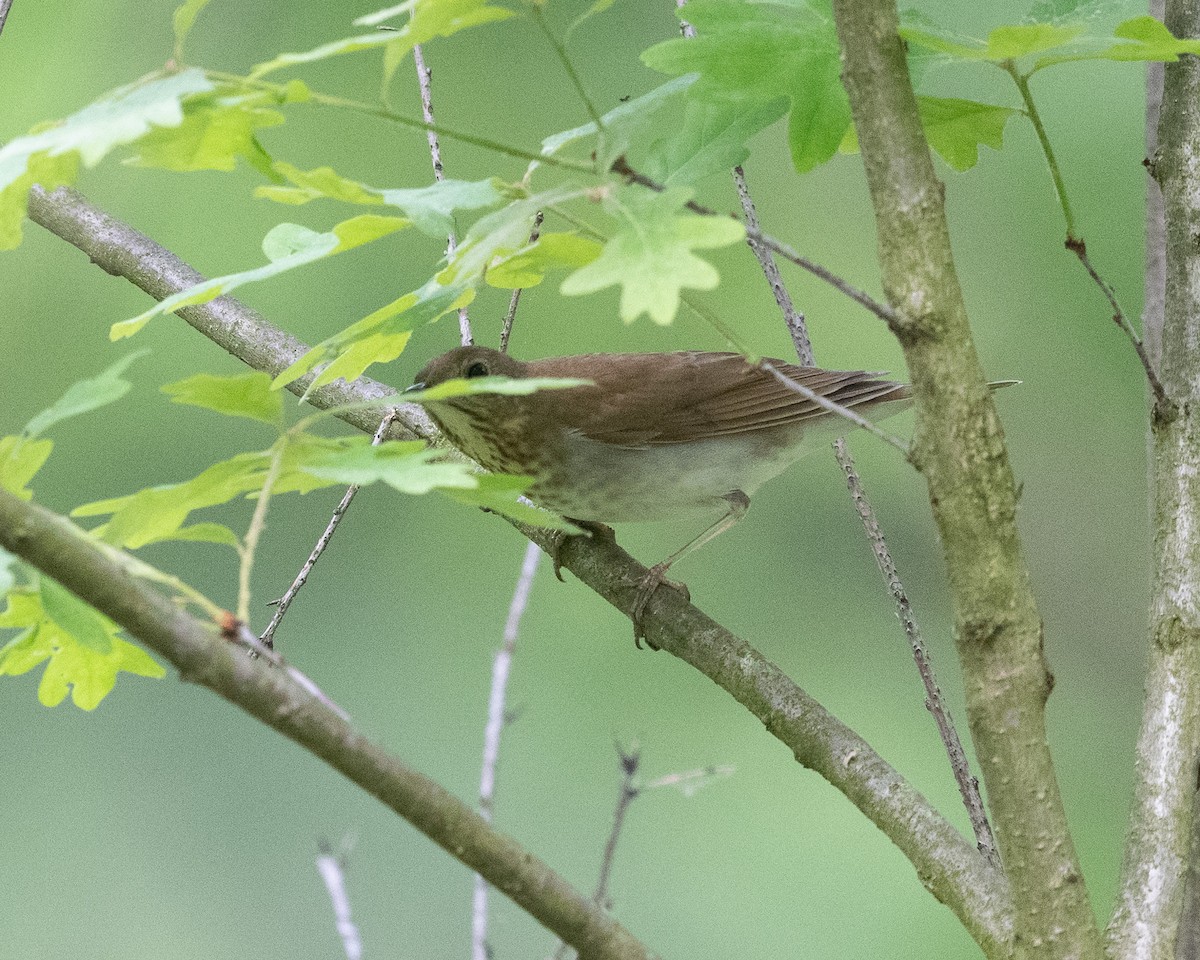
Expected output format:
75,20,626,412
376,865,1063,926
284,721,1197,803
549,519,615,582
627,563,690,650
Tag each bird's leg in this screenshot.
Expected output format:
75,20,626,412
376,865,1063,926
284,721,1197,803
549,518,616,582
629,491,750,649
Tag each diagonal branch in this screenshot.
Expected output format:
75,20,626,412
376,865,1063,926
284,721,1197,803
26,184,1012,951
829,2,1102,957
0,486,652,960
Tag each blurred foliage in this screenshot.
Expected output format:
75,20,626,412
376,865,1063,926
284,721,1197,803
0,0,1162,957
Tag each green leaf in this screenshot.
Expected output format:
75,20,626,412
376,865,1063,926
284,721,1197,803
841,96,1016,171
72,437,358,548
918,97,1016,171
985,23,1086,59
0,69,213,249
484,232,603,289
253,0,514,81
0,435,53,499
23,350,148,438
0,589,164,710
643,0,850,173
441,473,578,531
129,93,283,176
540,75,696,172
250,33,396,79
110,213,410,339
560,186,745,325
403,374,593,404
378,178,513,237
357,0,517,83
300,440,480,493
173,0,213,57
74,453,267,547
273,187,586,393
39,577,114,654
1087,15,1200,62
641,96,789,185
142,522,242,549
256,162,386,207
273,281,465,393
161,371,283,424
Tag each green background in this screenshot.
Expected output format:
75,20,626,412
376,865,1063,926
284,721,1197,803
0,1,1152,957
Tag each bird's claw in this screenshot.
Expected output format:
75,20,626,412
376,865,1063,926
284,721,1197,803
549,520,615,582
627,564,689,649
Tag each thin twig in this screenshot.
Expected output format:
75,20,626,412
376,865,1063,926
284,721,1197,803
553,745,642,960
500,211,544,353
473,540,542,960
759,362,910,456
833,438,1001,868
531,3,605,134
0,0,14,39
610,157,898,325
733,166,812,362
228,622,352,723
1004,62,1173,421
316,838,363,960
236,441,287,627
412,43,472,346
1067,237,1173,419
732,161,998,866
260,411,399,649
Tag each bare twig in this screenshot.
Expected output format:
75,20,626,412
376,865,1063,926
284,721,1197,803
732,165,811,362
0,0,14,39
732,160,997,865
500,211,544,353
413,44,472,346
594,745,640,909
1066,236,1173,419
833,439,1000,868
473,540,542,960
553,745,642,960
260,411,399,649
316,838,363,960
759,361,910,456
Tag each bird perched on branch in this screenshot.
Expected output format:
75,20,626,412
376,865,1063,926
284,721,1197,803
410,345,916,644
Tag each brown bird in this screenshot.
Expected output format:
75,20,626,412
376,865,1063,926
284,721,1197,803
410,346,914,642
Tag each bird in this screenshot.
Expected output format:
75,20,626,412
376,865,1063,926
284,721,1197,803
409,345,916,644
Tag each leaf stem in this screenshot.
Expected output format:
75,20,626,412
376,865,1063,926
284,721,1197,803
237,440,286,626
530,4,606,142
203,70,597,175
1003,62,1077,239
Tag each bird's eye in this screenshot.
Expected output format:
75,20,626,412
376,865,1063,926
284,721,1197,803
465,361,489,378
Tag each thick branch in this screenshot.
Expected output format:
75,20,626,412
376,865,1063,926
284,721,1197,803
0,488,650,960
829,2,1101,958
26,185,1012,948
1108,0,1200,954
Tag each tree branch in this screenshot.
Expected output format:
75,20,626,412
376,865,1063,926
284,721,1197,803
26,184,1012,950
829,2,1101,957
1107,0,1200,952
0,487,652,960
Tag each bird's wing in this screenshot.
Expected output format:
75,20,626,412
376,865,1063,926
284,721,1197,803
526,352,909,446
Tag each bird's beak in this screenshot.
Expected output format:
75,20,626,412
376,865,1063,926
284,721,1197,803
404,381,426,393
